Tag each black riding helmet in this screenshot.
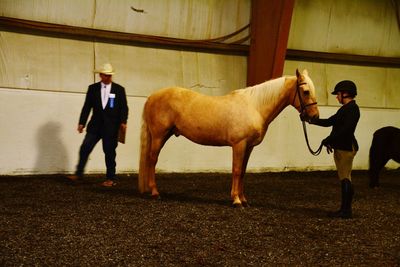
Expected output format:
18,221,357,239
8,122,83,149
331,80,357,96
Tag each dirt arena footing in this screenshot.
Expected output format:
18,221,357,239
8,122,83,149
1,170,399,266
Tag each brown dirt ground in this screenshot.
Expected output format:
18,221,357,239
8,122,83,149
0,170,399,266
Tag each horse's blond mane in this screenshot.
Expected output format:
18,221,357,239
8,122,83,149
235,77,287,110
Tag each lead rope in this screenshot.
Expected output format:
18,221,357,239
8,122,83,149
302,120,323,156
296,81,323,156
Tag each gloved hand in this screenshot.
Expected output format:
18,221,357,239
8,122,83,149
322,137,333,154
307,117,319,124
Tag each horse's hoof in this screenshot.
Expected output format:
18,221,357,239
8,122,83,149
151,194,161,200
241,202,250,208
232,203,244,209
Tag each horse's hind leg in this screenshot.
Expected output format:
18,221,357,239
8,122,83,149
369,156,389,188
369,138,389,188
147,133,172,198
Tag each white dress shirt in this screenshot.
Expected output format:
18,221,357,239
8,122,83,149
101,83,111,109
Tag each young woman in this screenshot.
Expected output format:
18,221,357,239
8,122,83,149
310,80,360,219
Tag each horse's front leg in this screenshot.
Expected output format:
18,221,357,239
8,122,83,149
231,142,248,208
238,146,254,207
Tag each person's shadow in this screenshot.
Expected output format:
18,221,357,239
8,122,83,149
34,121,69,174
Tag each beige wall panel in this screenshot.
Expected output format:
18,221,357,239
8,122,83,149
0,31,93,92
386,68,400,108
326,0,399,56
0,31,247,96
94,43,184,96
0,0,95,27
179,52,242,95
324,64,385,107
94,0,250,40
93,43,247,97
189,53,247,95
284,60,400,109
0,0,250,41
289,0,400,57
288,0,333,52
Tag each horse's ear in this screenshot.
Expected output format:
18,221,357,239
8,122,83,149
296,69,301,79
302,69,309,76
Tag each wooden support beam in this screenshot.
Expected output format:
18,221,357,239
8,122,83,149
0,16,248,56
1,16,399,69
286,49,400,68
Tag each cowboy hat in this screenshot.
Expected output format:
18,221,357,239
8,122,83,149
94,63,115,75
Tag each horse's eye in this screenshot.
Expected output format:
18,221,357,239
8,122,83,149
303,91,310,96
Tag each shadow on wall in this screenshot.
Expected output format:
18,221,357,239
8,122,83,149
34,121,69,174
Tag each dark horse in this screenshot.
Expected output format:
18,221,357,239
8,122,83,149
369,126,400,188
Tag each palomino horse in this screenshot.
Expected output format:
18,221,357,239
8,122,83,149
139,69,319,207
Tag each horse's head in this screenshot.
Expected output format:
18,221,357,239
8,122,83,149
293,69,319,121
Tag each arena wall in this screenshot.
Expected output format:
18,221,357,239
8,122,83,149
0,0,398,175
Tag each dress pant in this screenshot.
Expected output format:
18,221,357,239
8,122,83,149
76,132,118,179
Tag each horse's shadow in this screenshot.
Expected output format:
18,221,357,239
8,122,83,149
140,190,329,217
156,191,230,207
157,192,329,218
59,175,330,217
81,182,236,207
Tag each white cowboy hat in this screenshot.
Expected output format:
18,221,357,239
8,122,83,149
94,63,115,75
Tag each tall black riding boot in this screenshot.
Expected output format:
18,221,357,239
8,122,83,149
328,178,353,219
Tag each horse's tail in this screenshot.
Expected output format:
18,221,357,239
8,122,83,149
138,106,151,193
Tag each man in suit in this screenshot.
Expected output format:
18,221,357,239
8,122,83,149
68,63,129,187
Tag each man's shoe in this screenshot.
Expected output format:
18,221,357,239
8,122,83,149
101,180,117,187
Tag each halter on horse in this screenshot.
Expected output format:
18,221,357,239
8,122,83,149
293,80,323,156
139,69,320,207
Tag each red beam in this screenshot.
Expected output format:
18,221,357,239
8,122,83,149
247,0,295,86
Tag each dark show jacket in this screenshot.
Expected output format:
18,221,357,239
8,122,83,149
311,100,360,151
79,82,129,137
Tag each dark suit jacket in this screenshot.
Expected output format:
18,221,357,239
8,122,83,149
79,82,129,137
311,100,360,151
